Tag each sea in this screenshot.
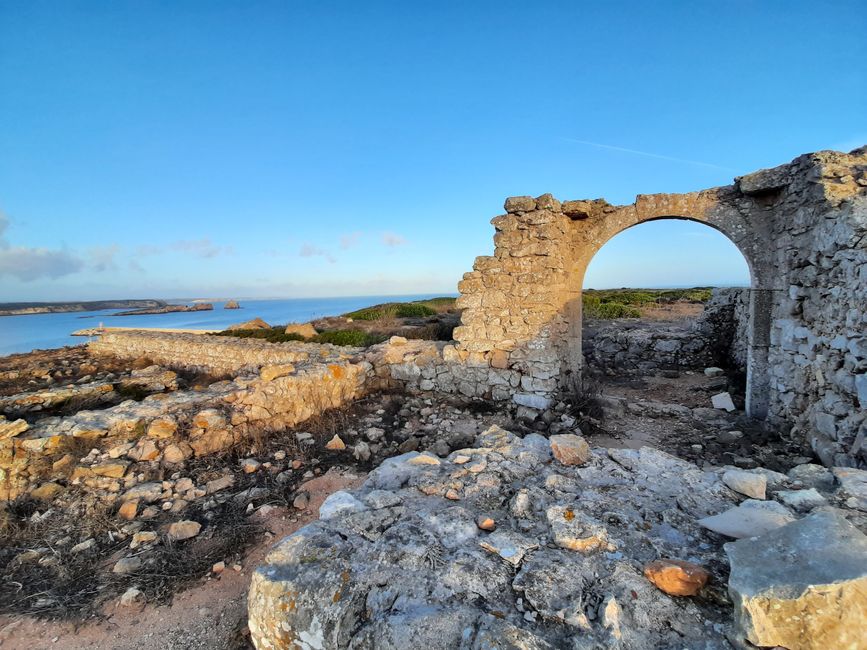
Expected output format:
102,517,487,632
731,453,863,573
0,295,453,357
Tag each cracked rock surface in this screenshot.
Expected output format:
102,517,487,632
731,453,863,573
249,426,752,649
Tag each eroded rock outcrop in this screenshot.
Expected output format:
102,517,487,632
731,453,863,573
249,427,746,649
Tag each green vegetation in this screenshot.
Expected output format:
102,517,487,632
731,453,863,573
582,287,712,319
215,326,385,347
344,297,456,321
215,327,306,343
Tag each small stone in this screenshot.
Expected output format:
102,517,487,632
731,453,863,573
293,491,310,510
241,458,261,474
445,489,460,500
291,459,303,470
643,559,709,596
274,450,286,461
118,501,138,521
453,454,471,465
112,556,143,574
205,474,235,494
147,417,177,439
167,520,201,541
550,434,591,467
130,531,158,549
212,561,225,574
70,538,96,554
704,367,725,378
407,453,441,466
352,441,371,462
325,434,345,451
31,482,65,501
120,587,145,607
477,516,496,531
711,392,736,412
722,469,767,499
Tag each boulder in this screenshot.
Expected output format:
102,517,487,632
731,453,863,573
726,510,867,649
227,318,270,331
832,467,867,511
284,323,318,338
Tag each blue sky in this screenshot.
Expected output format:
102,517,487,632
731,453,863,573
0,1,864,301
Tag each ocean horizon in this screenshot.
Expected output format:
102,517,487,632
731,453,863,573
0,294,454,357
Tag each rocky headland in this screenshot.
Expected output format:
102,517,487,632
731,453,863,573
0,300,167,317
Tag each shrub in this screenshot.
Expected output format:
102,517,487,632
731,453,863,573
344,302,438,321
214,327,306,343
312,330,387,347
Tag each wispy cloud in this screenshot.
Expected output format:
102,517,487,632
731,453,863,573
381,231,407,247
89,244,120,272
299,243,336,263
0,212,86,281
563,138,737,172
340,231,362,250
170,238,233,258
135,244,163,256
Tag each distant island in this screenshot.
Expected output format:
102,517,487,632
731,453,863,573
0,299,167,317
112,303,214,316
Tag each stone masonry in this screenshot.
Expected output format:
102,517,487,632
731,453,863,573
451,147,867,465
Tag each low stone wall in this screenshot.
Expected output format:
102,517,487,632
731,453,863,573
1,334,372,500
88,331,361,376
582,288,751,375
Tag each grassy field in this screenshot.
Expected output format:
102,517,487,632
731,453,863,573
343,297,457,321
582,288,712,319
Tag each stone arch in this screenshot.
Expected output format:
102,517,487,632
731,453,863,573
561,196,775,418
452,147,867,464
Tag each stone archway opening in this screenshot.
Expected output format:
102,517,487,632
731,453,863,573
574,217,754,416
562,210,772,421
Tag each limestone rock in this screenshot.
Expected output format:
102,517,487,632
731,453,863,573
112,556,143,574
167,520,201,541
832,467,867,511
504,196,536,213
227,317,270,331
722,469,767,499
260,364,296,382
284,323,318,338
777,488,827,511
643,559,709,596
698,500,795,539
325,434,346,451
704,367,724,377
546,506,608,553
147,417,177,439
711,392,736,412
120,587,145,607
31,482,64,500
0,417,28,440
726,510,867,650
549,434,590,467
224,300,240,309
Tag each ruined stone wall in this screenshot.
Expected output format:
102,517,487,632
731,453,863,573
89,331,357,375
1,334,372,500
452,148,867,464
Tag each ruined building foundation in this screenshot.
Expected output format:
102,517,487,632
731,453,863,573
450,148,866,465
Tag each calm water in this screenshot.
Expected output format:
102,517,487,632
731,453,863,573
0,295,451,357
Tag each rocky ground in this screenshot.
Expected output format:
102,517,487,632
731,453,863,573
1,335,864,649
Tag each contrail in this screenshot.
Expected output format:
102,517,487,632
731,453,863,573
564,138,737,172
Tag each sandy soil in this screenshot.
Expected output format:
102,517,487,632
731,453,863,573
0,469,365,650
